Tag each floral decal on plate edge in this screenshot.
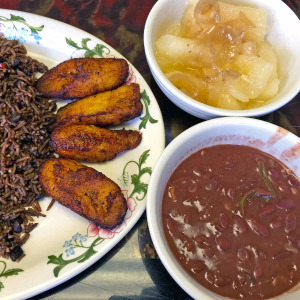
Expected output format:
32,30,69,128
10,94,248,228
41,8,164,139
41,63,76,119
0,260,23,292
0,14,44,44
47,150,152,277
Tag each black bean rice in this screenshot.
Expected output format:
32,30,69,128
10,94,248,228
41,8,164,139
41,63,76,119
0,35,56,261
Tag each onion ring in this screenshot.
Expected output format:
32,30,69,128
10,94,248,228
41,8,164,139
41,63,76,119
194,0,221,25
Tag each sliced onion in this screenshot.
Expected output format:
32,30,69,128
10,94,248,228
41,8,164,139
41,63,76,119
198,24,243,66
194,0,221,25
202,65,223,83
166,71,201,98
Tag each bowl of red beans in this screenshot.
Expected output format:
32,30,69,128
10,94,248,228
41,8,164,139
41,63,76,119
147,116,300,300
144,0,300,119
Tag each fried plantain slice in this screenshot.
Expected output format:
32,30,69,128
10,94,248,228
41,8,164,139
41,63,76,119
39,158,127,229
51,125,142,162
36,58,129,99
53,83,142,129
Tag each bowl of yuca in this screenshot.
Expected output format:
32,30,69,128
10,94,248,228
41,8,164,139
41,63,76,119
144,0,300,119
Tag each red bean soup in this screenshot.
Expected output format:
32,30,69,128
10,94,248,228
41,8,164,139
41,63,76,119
162,145,300,299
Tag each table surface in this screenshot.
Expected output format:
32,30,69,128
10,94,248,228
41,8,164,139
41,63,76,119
1,0,300,299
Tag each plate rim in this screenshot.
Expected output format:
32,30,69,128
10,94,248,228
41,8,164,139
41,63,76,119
0,8,165,300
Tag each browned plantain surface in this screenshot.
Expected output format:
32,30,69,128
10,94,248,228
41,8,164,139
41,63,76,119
51,125,142,162
36,58,129,99
53,83,142,128
39,158,127,229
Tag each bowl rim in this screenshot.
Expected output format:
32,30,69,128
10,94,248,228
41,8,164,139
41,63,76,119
144,0,300,118
146,116,300,300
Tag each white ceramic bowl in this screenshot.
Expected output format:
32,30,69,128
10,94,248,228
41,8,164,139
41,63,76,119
147,117,300,300
144,0,300,119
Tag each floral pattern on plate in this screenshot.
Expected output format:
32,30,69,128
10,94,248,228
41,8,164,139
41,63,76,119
0,10,164,300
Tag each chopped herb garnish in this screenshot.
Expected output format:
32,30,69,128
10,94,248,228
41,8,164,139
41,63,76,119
239,188,273,212
258,161,276,198
239,190,255,211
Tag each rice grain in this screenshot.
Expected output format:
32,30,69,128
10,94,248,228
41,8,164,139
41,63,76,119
0,35,56,261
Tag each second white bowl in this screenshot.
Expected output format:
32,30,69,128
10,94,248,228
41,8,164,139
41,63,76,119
147,117,300,300
144,0,300,119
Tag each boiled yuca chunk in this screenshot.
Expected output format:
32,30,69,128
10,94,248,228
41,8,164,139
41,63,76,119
257,41,279,78
225,54,273,102
207,84,246,110
219,1,267,43
256,78,280,101
156,34,212,68
256,41,280,100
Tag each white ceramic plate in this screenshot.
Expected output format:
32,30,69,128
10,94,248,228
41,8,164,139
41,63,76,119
0,9,165,300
